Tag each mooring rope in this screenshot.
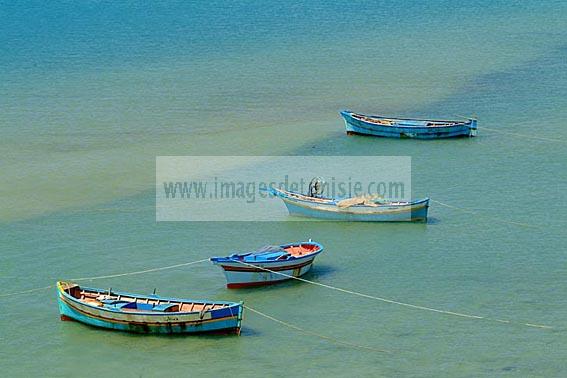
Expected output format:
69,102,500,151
0,285,57,298
430,199,542,230
0,258,210,298
235,261,553,330
480,127,567,144
70,258,210,281
0,258,392,352
245,305,390,353
1,255,554,330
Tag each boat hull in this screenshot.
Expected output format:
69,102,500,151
211,241,324,288
215,259,316,288
341,111,477,139
57,286,243,334
281,196,429,222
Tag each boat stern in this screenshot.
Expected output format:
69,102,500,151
209,256,223,265
56,281,80,321
206,301,245,335
339,110,356,135
235,302,244,335
56,284,80,322
410,198,429,222
468,119,478,137
339,110,352,119
210,257,235,284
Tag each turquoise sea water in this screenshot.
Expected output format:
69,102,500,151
2,1,567,376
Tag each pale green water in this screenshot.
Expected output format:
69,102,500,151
1,1,567,376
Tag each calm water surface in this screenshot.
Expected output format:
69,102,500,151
1,1,566,376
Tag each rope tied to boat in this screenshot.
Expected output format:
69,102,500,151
1,256,555,330
0,285,57,298
234,260,553,330
69,258,210,282
0,258,210,298
430,199,542,230
244,305,391,353
0,257,392,352
480,126,567,144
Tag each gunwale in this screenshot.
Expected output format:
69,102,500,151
345,110,471,128
57,281,240,316
271,187,427,209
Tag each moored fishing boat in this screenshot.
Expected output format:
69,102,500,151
340,110,477,139
56,281,243,334
210,240,324,288
269,187,429,222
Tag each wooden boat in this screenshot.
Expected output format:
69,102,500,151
56,281,243,334
340,110,477,139
269,187,429,222
210,240,324,288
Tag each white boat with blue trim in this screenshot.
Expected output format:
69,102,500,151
269,187,429,222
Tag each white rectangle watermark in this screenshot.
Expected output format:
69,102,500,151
156,156,411,221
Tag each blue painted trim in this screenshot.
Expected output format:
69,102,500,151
58,283,242,317
268,188,429,222
340,110,477,139
211,241,324,264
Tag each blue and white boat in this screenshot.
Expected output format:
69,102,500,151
211,241,324,288
57,281,243,334
340,110,477,139
269,187,429,222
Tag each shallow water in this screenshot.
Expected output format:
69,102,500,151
1,1,567,376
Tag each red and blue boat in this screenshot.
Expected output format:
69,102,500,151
340,110,477,139
210,240,324,288
57,281,243,334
